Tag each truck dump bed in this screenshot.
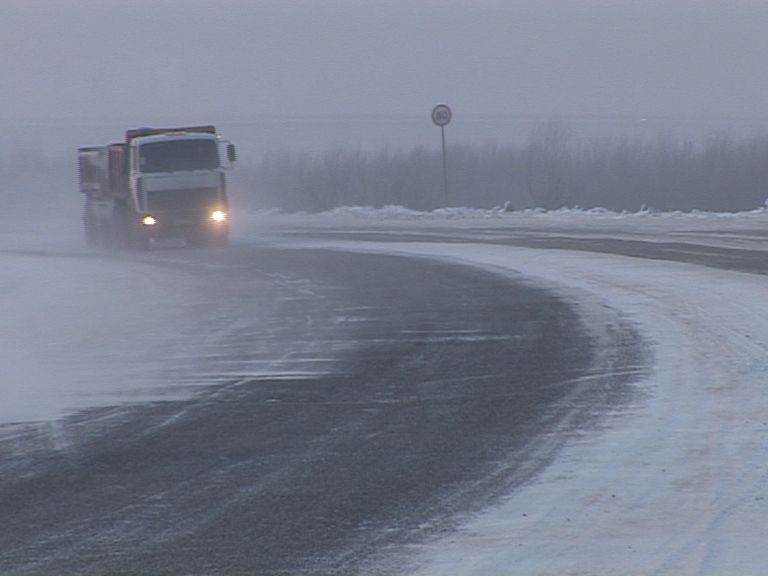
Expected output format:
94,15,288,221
78,147,109,198
78,144,128,199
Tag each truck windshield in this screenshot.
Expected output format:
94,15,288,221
139,139,220,173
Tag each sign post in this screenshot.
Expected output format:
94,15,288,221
431,104,452,202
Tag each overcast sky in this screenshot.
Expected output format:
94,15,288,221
3,0,768,153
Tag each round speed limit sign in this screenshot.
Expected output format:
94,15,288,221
431,104,452,127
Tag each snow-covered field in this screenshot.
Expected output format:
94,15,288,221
0,217,332,424
0,219,249,423
5,206,768,573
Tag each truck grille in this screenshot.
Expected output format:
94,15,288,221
146,187,219,211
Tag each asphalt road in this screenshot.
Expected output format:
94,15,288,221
0,243,643,575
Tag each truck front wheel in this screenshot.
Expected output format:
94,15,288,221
83,204,98,246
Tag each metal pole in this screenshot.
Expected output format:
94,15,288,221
431,104,452,204
441,125,449,202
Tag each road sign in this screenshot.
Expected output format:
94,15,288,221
431,104,452,127
431,104,452,201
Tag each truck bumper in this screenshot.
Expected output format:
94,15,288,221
138,211,230,246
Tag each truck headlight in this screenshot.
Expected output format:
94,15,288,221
142,215,157,226
211,210,227,222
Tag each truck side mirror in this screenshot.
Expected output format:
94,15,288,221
227,144,237,163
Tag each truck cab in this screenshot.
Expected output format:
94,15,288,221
127,126,235,247
80,125,236,249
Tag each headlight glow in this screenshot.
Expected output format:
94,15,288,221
211,210,227,222
142,215,157,226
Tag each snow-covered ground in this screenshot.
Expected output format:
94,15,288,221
0,219,256,423
5,206,768,573
0,217,334,424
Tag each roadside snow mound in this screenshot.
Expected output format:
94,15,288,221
313,204,768,221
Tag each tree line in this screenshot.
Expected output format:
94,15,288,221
4,123,768,216
239,123,768,213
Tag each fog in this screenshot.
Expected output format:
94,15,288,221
7,4,768,569
4,0,768,158
4,1,768,214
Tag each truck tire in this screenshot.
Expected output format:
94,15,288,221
83,200,99,246
130,222,150,250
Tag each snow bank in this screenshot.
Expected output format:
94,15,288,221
312,203,768,221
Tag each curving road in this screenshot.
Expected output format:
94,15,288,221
8,211,768,574
8,212,768,574
0,235,647,575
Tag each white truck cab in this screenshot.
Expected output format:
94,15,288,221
80,125,236,248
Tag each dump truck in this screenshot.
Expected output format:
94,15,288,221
78,125,236,248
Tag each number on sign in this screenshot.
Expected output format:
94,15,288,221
431,104,452,127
